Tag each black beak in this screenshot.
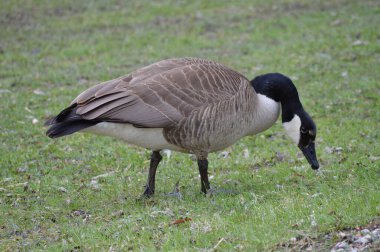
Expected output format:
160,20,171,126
299,142,319,170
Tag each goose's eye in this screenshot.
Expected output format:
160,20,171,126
300,127,307,134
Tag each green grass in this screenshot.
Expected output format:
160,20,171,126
1,0,379,251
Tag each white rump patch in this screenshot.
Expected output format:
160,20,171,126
283,114,301,144
84,122,183,151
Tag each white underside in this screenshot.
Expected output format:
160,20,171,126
82,95,284,153
84,123,183,151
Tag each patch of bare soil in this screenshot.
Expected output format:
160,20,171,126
274,219,380,251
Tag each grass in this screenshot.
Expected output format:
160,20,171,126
0,0,379,251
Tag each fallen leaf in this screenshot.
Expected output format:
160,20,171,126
0,89,11,94
170,217,192,225
325,146,343,154
58,186,68,193
33,89,45,95
89,180,101,191
352,40,368,46
112,210,124,218
71,209,90,219
331,19,342,26
17,167,27,173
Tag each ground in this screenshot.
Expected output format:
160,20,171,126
0,0,379,251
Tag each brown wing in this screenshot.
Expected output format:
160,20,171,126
71,58,249,128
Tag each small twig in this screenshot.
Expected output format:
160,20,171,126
290,169,305,178
212,237,226,251
7,182,28,188
91,171,115,181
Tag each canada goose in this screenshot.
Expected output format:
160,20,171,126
46,58,319,197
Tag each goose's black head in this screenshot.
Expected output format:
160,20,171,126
251,73,319,170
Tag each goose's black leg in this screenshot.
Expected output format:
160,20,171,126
143,151,162,197
197,159,210,194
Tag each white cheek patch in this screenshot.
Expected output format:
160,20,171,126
283,115,301,144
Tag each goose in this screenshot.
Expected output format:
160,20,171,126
46,57,319,197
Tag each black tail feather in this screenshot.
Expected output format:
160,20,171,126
46,119,99,138
45,104,100,138
45,104,78,126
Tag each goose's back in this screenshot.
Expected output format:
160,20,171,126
72,58,255,131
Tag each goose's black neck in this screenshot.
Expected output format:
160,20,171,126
250,73,303,123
